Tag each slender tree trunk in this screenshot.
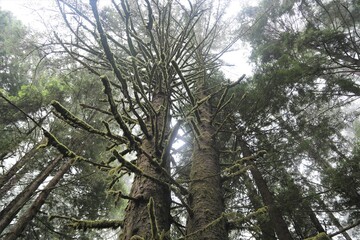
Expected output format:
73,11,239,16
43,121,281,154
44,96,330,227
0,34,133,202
120,93,171,240
317,196,353,240
277,167,326,237
186,82,228,240
5,157,74,240
0,155,62,234
307,205,326,234
295,170,353,240
0,162,30,199
242,173,277,239
0,140,44,190
239,140,293,240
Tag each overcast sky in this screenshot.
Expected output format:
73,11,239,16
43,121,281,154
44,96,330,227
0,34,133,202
0,0,253,80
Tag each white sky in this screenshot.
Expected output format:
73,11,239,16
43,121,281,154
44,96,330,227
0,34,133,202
0,0,253,79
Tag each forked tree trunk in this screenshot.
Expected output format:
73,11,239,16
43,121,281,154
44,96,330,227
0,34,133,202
120,92,171,240
5,158,74,240
88,1,173,237
0,155,62,234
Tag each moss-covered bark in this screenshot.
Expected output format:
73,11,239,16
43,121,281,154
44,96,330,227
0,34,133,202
186,86,228,240
120,92,171,240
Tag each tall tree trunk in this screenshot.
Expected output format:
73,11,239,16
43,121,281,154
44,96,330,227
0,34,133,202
312,185,353,240
307,204,326,235
277,167,326,237
0,155,62,234
295,168,353,240
5,157,74,240
0,161,31,199
120,92,171,240
0,140,44,191
239,140,293,240
186,81,228,240
242,173,277,239
88,1,173,237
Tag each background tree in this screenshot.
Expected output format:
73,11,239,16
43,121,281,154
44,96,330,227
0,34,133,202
2,0,360,239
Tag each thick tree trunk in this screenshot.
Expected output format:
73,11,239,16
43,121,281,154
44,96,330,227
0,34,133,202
0,155,62,234
242,173,277,239
239,140,293,240
120,93,171,240
5,158,74,240
186,88,228,240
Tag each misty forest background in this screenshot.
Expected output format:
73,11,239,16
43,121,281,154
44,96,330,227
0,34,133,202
0,0,360,239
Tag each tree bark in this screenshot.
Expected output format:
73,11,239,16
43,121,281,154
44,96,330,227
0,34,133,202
186,85,228,240
87,1,173,238
242,173,277,239
308,206,326,234
5,157,74,240
239,140,293,240
318,197,353,240
0,155,62,234
0,162,30,199
0,140,44,192
120,93,171,240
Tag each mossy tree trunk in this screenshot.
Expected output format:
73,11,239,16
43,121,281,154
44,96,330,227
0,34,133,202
120,92,172,239
186,76,228,240
57,0,238,238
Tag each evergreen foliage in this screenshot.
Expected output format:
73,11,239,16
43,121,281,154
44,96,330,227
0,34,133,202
1,0,360,239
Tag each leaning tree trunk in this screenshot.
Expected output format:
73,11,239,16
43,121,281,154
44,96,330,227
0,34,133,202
0,139,45,192
239,140,293,240
186,78,228,240
5,157,74,240
242,173,277,239
301,178,353,240
0,155,62,234
0,160,33,199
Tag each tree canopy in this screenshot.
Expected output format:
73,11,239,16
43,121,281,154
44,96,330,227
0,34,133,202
0,0,359,239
